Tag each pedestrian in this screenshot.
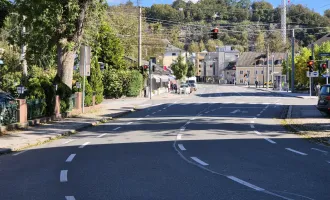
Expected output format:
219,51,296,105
316,82,321,96
255,80,258,88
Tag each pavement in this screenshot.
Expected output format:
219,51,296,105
0,93,182,153
0,84,329,200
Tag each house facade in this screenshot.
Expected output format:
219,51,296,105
163,44,188,68
236,52,286,85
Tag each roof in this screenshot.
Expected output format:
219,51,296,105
309,33,330,47
237,52,286,67
124,56,148,65
165,44,184,52
225,62,237,70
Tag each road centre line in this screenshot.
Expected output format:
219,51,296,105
12,150,28,156
227,176,264,191
66,154,76,162
65,196,76,200
264,138,276,144
250,125,255,128
97,133,107,138
311,148,328,154
285,148,307,156
60,170,68,182
190,157,209,166
63,140,75,145
79,142,90,149
113,127,121,131
127,122,133,125
254,130,262,135
178,144,186,151
177,134,182,140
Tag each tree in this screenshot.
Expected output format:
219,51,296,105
15,0,105,88
205,39,217,52
188,41,199,53
90,56,104,104
325,9,330,19
0,0,11,28
199,40,206,52
186,61,195,78
255,32,265,52
171,55,188,81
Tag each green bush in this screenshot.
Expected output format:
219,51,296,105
103,68,123,98
84,79,93,107
126,70,143,97
54,76,72,113
90,56,104,104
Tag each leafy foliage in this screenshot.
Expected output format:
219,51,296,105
103,68,123,98
0,0,11,28
171,55,188,80
90,56,104,104
126,71,143,97
186,61,195,78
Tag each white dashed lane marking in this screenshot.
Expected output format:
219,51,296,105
178,144,186,151
191,157,209,166
113,127,121,131
60,170,68,182
13,150,28,156
97,133,107,138
79,142,90,149
264,138,276,144
285,148,307,156
177,134,182,140
65,196,76,200
250,125,255,128
254,130,262,135
127,122,133,125
66,154,76,162
63,139,75,144
227,176,264,191
311,148,328,154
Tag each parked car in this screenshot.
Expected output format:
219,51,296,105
316,84,330,114
179,84,190,94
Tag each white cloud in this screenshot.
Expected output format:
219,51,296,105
183,0,199,3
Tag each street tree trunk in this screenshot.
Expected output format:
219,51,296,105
57,40,75,88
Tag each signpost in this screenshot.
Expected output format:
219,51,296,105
306,71,319,97
319,53,330,57
80,45,91,113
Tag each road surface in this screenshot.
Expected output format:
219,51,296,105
0,85,329,200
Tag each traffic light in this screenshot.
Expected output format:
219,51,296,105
307,60,314,72
321,63,327,70
211,28,219,39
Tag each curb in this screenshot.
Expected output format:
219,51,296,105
0,109,134,155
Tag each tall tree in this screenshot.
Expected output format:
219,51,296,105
171,55,188,80
0,0,11,29
15,0,105,88
325,9,330,19
206,39,217,52
188,41,199,53
255,32,265,52
186,61,195,78
199,40,206,52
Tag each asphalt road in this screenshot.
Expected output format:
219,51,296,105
0,84,329,200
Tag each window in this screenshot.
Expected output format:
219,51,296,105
240,70,243,74
172,53,176,56
240,79,243,83
255,70,258,74
199,64,201,68
247,70,250,74
320,86,330,95
270,70,272,74
261,70,264,74
227,72,229,75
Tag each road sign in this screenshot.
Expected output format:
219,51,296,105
306,71,319,77
319,53,330,57
80,45,91,77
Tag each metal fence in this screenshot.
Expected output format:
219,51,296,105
27,99,46,120
0,101,18,126
69,94,76,111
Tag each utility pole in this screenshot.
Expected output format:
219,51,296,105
311,44,315,97
291,29,295,93
138,5,142,68
21,15,27,77
281,0,287,46
266,44,269,89
272,53,274,89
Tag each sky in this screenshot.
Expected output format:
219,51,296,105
107,0,330,15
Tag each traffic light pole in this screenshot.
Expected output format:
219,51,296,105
291,29,295,93
149,59,152,100
311,44,314,97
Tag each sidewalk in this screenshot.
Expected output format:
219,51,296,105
286,104,330,146
0,93,181,154
241,85,318,99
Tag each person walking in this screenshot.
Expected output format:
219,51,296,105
316,83,321,96
255,80,258,88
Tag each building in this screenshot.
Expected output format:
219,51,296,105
236,52,286,85
224,62,237,84
308,33,330,47
163,44,188,68
196,46,239,83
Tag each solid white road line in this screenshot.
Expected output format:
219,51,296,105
180,127,186,131
177,134,182,140
227,176,264,191
63,139,74,144
311,148,328,154
145,115,150,117
254,130,262,135
65,196,76,200
186,121,190,125
79,142,90,149
137,118,143,121
13,150,28,156
285,148,307,156
113,127,121,131
251,121,255,123
253,117,257,120
190,157,209,166
178,144,186,151
192,117,196,120
264,138,276,144
127,122,133,125
66,154,76,162
97,133,107,138
60,170,68,182
250,125,255,128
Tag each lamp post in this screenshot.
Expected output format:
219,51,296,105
17,85,25,99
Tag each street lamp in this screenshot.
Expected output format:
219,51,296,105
17,85,25,98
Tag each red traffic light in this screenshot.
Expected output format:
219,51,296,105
322,63,327,69
307,61,314,66
143,65,148,69
212,28,219,33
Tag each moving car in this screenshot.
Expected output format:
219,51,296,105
189,83,197,92
316,84,330,114
179,84,190,94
